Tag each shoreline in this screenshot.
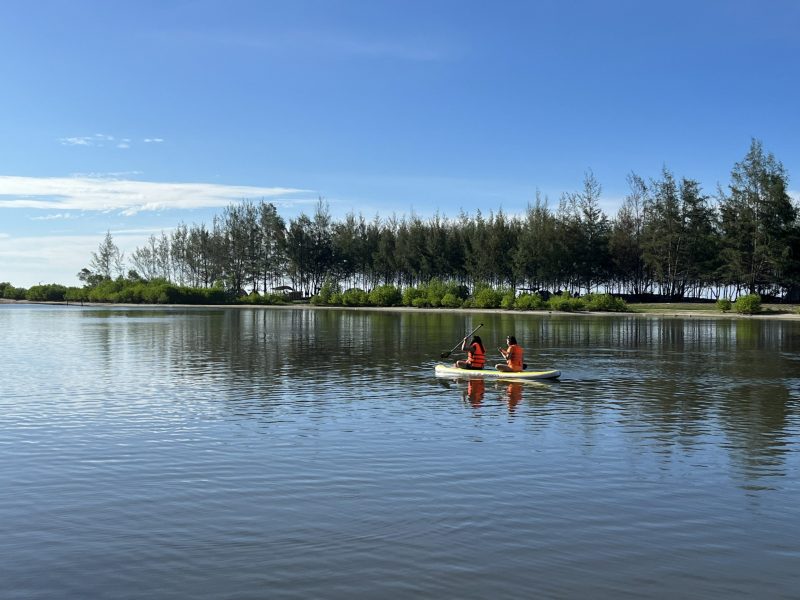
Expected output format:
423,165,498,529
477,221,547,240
3,298,799,320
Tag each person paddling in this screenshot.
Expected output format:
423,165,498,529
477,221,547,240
455,335,486,370
496,335,524,372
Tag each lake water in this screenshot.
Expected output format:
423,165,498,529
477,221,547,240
2,304,799,599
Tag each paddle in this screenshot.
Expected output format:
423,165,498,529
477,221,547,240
440,323,483,359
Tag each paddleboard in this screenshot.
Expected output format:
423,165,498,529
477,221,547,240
435,363,561,380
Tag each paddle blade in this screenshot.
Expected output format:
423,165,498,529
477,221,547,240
440,351,452,359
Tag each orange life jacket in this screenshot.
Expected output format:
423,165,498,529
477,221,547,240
467,342,486,368
505,344,524,371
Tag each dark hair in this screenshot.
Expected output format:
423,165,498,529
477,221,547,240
506,335,518,345
472,335,485,352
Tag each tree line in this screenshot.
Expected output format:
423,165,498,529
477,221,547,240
3,139,797,303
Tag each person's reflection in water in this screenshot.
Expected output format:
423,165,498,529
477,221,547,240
505,382,523,413
463,378,485,408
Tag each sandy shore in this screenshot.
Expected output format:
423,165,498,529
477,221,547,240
3,298,799,320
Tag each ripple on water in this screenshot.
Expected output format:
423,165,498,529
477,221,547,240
2,307,800,599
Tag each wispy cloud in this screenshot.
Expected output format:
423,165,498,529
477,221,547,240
59,133,116,147
111,227,176,235
70,171,144,178
31,213,76,221
0,175,311,215
58,135,165,149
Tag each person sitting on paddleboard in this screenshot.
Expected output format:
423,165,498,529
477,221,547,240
496,335,524,372
455,335,486,370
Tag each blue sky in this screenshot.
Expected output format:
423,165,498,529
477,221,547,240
1,0,799,287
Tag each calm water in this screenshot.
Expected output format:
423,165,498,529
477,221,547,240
1,304,799,599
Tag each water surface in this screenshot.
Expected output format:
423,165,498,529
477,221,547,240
1,305,799,599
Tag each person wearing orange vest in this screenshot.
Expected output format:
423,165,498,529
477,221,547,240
455,335,486,370
496,335,524,372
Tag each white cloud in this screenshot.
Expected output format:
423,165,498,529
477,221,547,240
111,227,176,235
0,175,311,215
59,133,115,147
59,135,165,149
31,213,76,221
70,170,144,178
59,137,93,146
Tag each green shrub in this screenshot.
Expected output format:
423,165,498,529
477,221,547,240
473,286,503,309
368,284,402,307
79,278,232,305
64,287,88,302
25,284,67,302
514,293,546,311
734,294,761,315
514,294,532,310
716,298,732,313
238,292,258,305
202,287,229,304
583,293,628,312
341,288,369,306
417,279,460,306
239,292,287,305
548,292,571,312
411,296,430,308
312,279,341,305
400,281,467,307
548,291,585,312
402,286,426,307
86,278,123,302
440,292,462,308
116,282,147,303
500,292,516,310
3,285,27,300
145,282,173,303
425,279,446,307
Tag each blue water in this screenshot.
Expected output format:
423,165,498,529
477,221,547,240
1,305,799,599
